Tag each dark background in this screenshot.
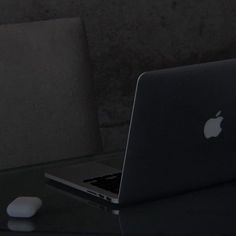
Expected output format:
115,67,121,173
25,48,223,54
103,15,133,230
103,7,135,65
1,0,236,152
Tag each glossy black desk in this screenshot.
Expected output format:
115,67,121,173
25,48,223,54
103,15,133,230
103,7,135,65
1,153,236,235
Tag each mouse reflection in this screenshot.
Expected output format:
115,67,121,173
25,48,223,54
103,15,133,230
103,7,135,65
8,219,35,232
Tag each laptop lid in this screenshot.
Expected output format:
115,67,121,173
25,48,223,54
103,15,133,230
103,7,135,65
119,59,236,204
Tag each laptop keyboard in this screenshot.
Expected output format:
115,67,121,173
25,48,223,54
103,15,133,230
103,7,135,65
83,173,121,194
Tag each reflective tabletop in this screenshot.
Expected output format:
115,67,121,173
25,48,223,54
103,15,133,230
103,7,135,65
1,152,236,235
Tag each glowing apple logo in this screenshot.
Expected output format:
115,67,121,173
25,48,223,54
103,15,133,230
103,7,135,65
204,111,224,139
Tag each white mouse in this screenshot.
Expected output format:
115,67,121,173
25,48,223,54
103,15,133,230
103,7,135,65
7,197,42,218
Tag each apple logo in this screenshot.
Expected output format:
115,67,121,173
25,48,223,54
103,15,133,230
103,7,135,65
204,110,224,139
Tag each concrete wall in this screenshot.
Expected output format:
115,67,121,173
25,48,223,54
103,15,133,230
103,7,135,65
0,0,236,152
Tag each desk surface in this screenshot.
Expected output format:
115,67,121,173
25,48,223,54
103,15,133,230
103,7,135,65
1,153,236,235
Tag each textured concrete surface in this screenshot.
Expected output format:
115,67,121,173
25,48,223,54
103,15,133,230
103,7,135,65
0,0,236,151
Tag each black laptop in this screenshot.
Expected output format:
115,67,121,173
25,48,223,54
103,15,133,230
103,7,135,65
46,59,236,205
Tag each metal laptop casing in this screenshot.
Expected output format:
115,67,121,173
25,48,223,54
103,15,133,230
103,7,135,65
119,59,236,204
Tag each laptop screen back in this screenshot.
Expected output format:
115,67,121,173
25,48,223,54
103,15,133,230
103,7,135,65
119,59,236,204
